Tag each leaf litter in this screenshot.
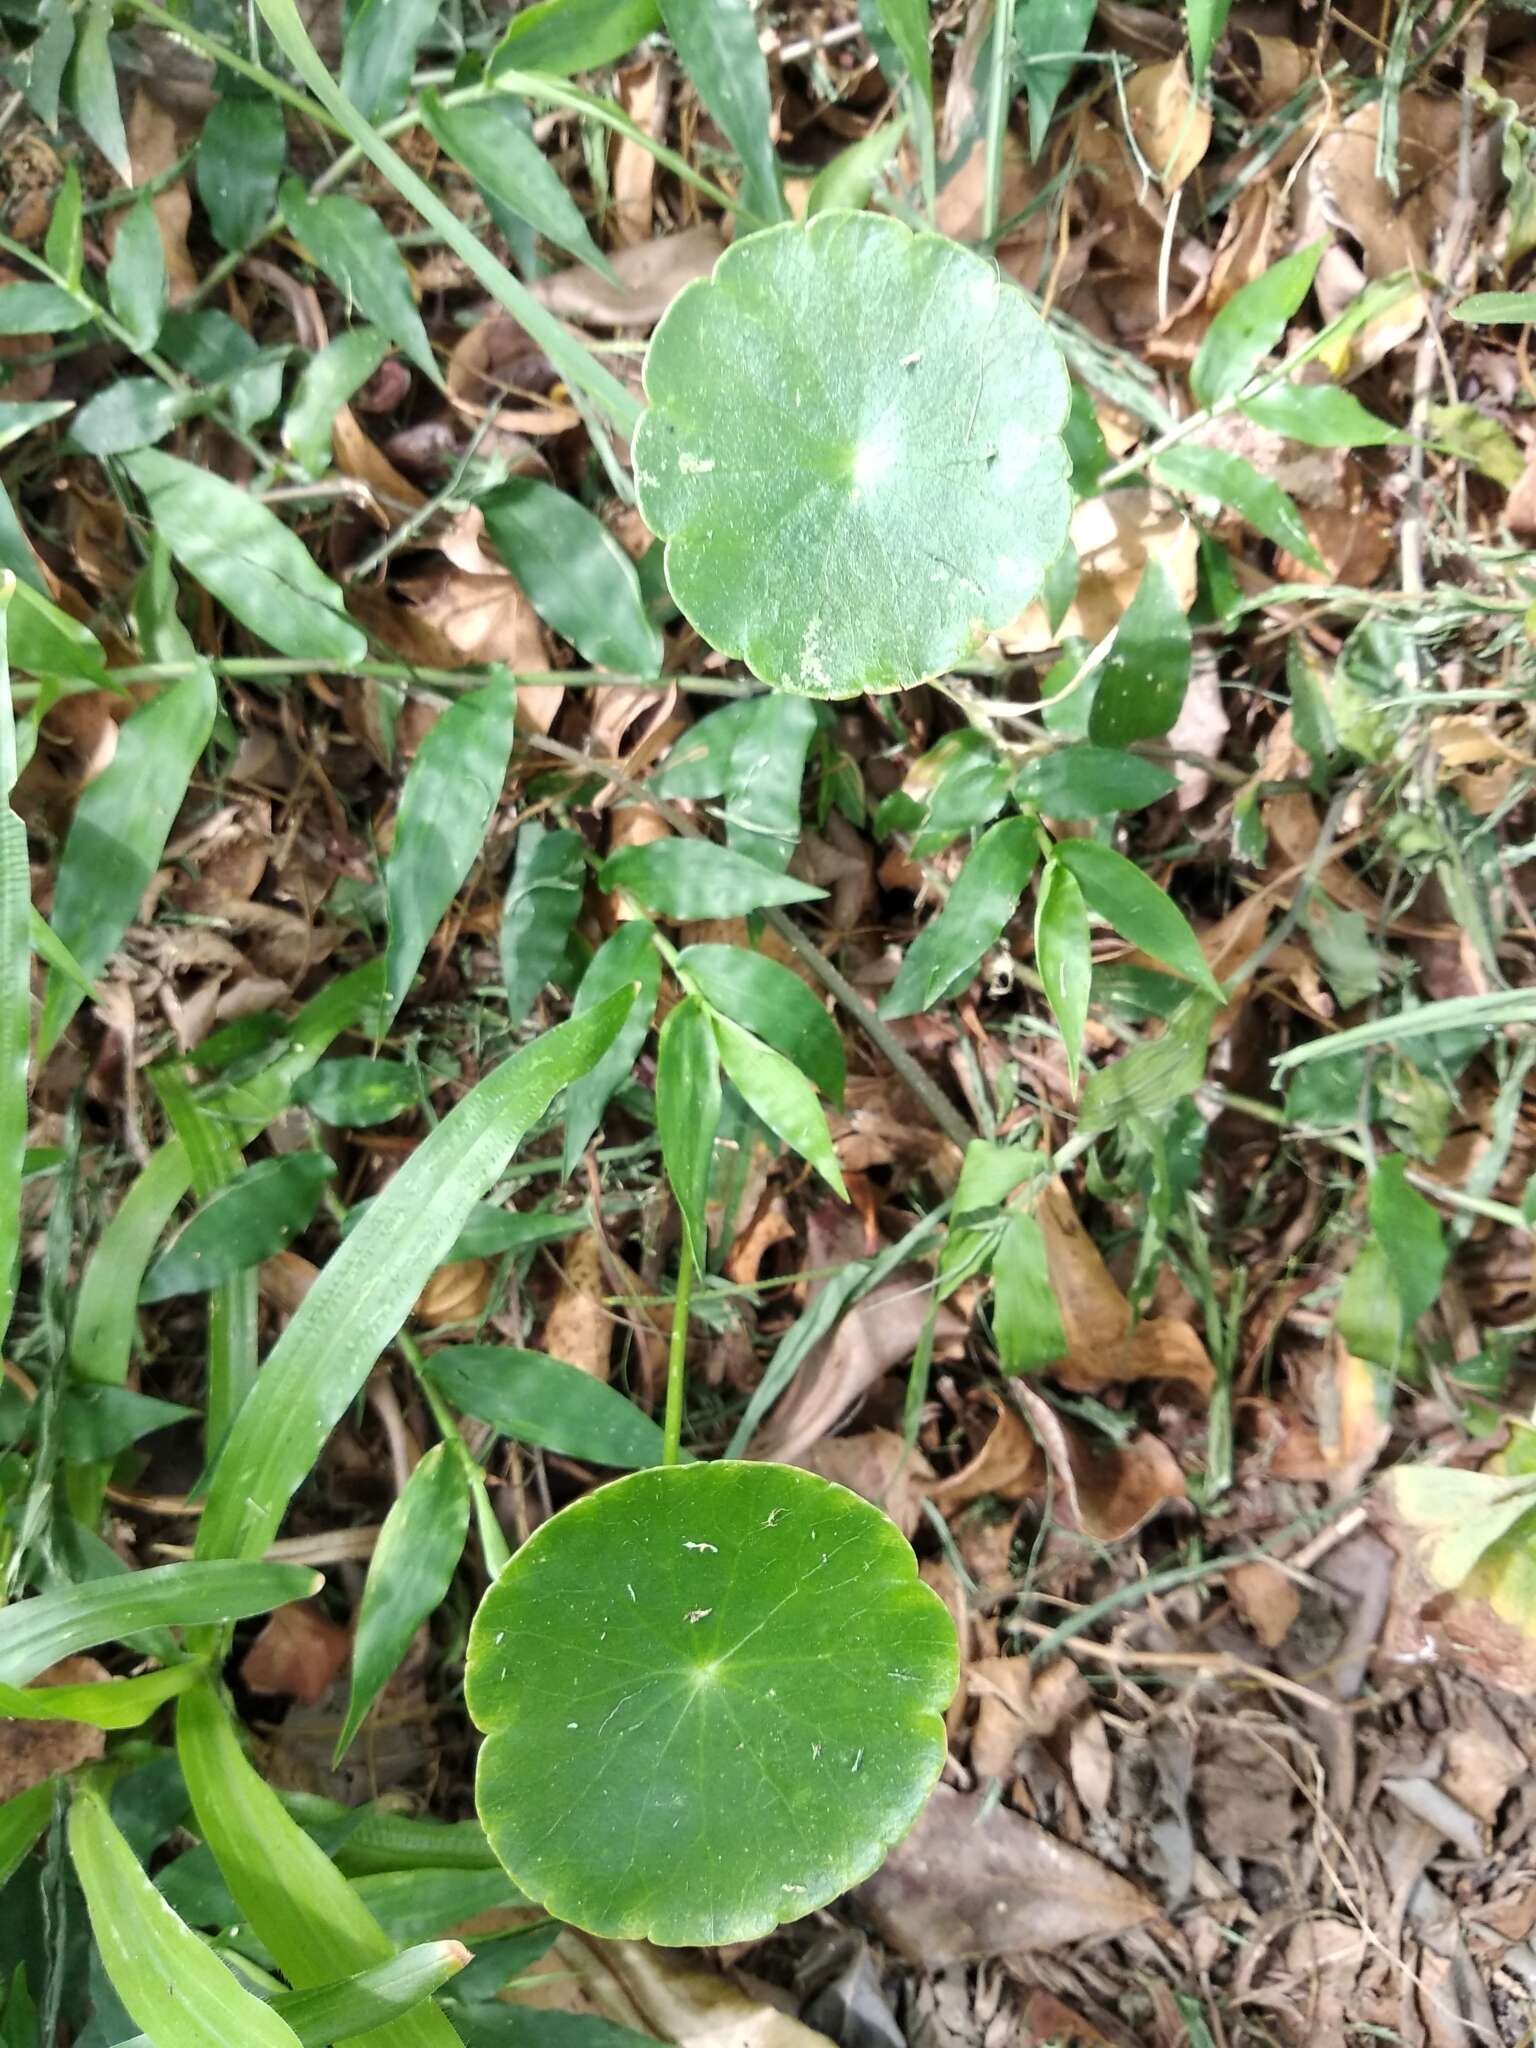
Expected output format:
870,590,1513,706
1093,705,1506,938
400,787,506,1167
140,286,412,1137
3,0,1536,2043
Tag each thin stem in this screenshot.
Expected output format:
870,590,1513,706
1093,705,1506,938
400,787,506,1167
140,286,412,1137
983,0,1017,245
661,1249,693,1468
401,1333,513,1576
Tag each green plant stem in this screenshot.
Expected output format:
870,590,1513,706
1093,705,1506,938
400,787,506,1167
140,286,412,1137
13,662,747,703
982,0,1017,245
401,1334,512,1578
661,1250,692,1469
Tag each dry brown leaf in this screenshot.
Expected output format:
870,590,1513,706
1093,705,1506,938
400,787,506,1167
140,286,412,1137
538,1230,613,1382
240,1602,350,1705
1004,491,1197,650
968,1655,1090,1779
795,1428,936,1539
121,93,198,302
1035,1180,1215,1398
543,1935,839,2046
1021,1992,1118,2046
1225,1560,1300,1648
1125,59,1212,193
394,567,546,674
532,225,725,329
415,1258,493,1327
1298,94,1463,281
927,1396,1043,1510
332,410,426,525
446,317,582,436
1013,1383,1187,1543
1207,185,1275,307
260,1250,320,1316
855,1785,1159,1961
724,1193,796,1286
0,1657,107,1801
754,1277,966,1465
613,61,659,245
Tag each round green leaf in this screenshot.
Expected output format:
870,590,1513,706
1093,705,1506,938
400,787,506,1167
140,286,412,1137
467,1461,957,1944
634,212,1071,698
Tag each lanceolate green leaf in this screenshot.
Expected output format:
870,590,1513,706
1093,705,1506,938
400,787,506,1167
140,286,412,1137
197,93,288,253
0,1659,202,1728
106,198,168,355
561,919,660,1172
70,1786,304,2048
38,663,216,1056
141,1153,337,1303
711,1011,847,1199
122,451,367,666
419,92,617,280
500,824,586,1029
424,1346,671,1469
722,693,818,872
336,1444,469,1762
341,0,439,119
991,1210,1066,1371
478,481,662,675
1187,0,1233,82
283,328,392,476
1153,442,1322,570
0,586,25,1355
1034,854,1091,1093
659,0,785,225
1368,1154,1447,1332
384,673,517,1022
0,1560,319,1686
881,815,1037,1020
864,0,932,108
676,944,844,1105
1054,839,1223,997
1190,242,1322,407
73,0,130,180
295,1057,420,1128
0,1783,53,1892
491,0,661,75
468,1462,956,1943
656,995,720,1272
0,281,94,334
600,838,824,918
1014,746,1176,819
634,213,1070,696
176,1684,464,2048
195,988,633,1564
1239,381,1402,448
279,181,439,383
1087,560,1191,746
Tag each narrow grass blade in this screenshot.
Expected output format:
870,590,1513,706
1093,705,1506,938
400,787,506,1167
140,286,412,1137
116,1946,472,2048
177,1682,465,2048
0,1782,53,1890
0,579,26,1354
0,1561,319,1685
195,987,634,1564
0,1658,203,1726
71,1783,304,2048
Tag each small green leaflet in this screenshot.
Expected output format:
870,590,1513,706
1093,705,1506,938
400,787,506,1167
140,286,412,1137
1153,442,1323,570
341,0,439,119
1015,746,1176,819
722,693,819,873
991,1209,1066,1372
123,451,366,666
500,822,586,1028
279,181,439,385
1239,382,1402,448
1087,560,1191,746
384,672,517,1022
676,944,844,1104
659,0,785,225
106,199,168,355
72,0,130,179
600,838,824,918
419,92,617,280
657,994,720,1272
479,480,661,674
336,1443,469,1761
1186,0,1233,82
490,0,661,76
711,1011,846,1199
881,816,1037,1020
294,1057,420,1127
1367,1154,1447,1333
1190,242,1322,407
1034,855,1091,1093
283,328,392,476
424,1346,672,1469
141,1154,337,1302
561,918,660,1171
1053,838,1223,996
197,94,287,253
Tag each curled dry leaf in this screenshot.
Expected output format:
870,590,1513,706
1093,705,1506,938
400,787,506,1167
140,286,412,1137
239,1601,351,1705
541,1933,840,2047
537,1229,614,1383
968,1655,1091,1780
1013,1382,1187,1544
1225,1559,1301,1649
0,1658,108,1801
1035,1180,1216,1398
795,1427,937,1539
855,1784,1159,1962
122,92,199,302
1125,58,1212,194
447,317,583,436
1004,491,1198,651
531,224,726,329
415,1257,494,1327
755,1278,967,1465
926,1395,1043,1511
